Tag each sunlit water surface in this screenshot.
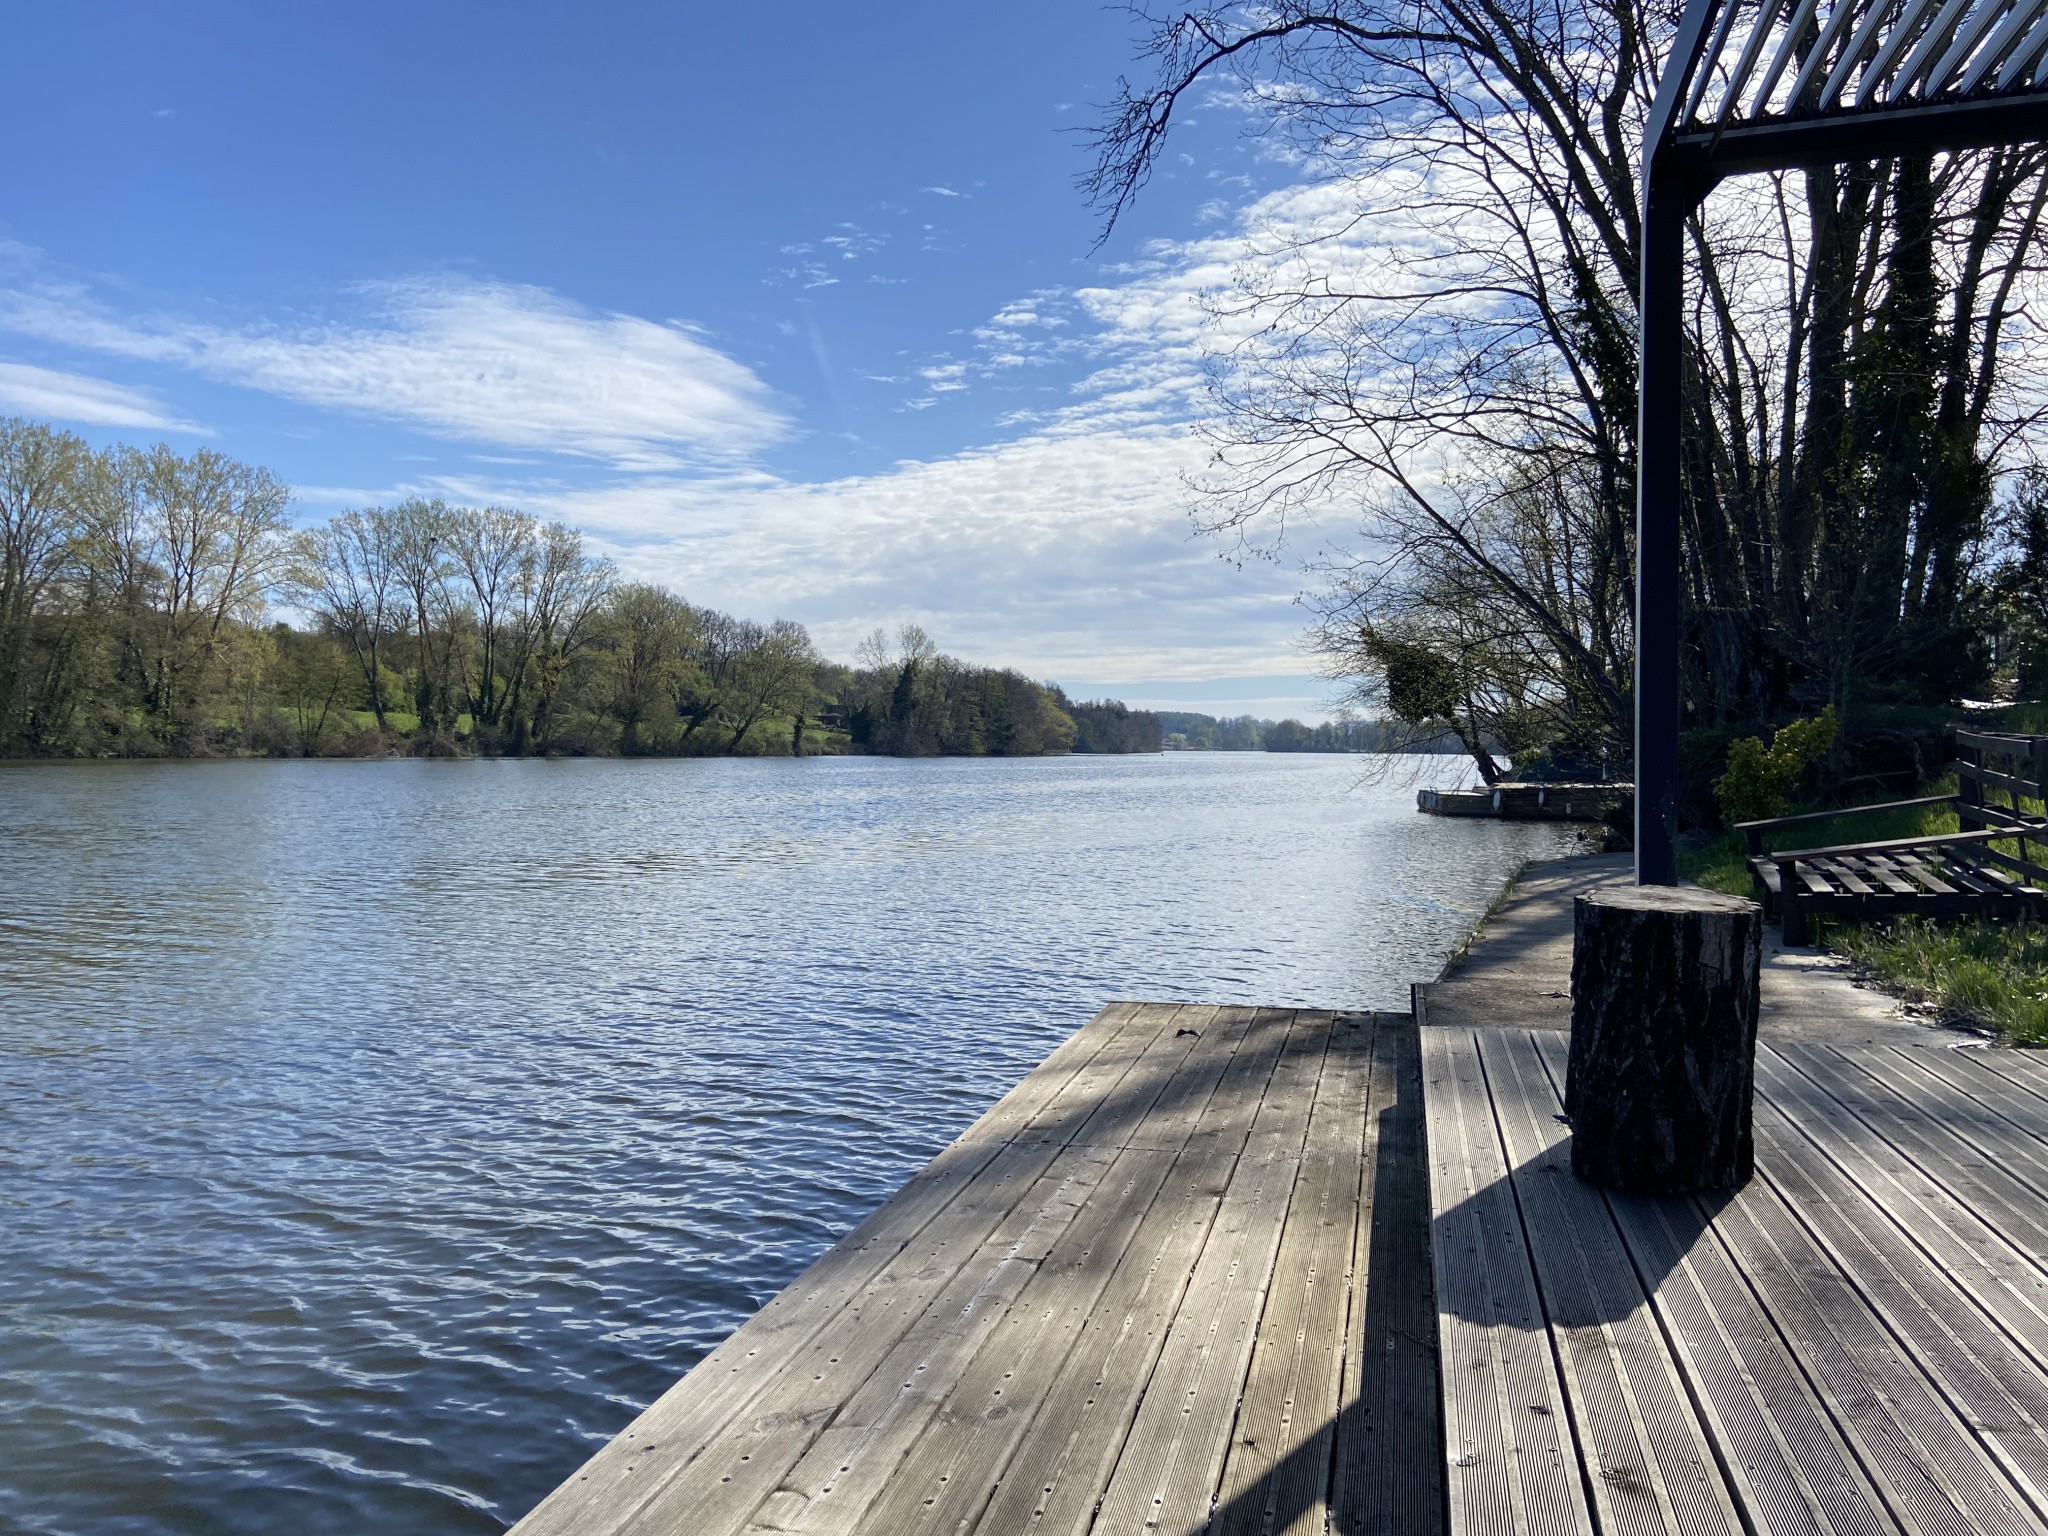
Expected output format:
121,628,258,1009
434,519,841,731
0,754,1576,1535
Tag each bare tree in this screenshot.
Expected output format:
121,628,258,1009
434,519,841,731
295,508,403,731
383,498,463,745
90,444,291,744
1092,1,2048,777
447,505,536,740
720,619,821,753
514,521,613,752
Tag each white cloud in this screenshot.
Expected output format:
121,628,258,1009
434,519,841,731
428,426,1314,678
0,274,785,469
0,359,204,433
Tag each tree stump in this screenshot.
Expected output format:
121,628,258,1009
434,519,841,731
1565,885,1762,1193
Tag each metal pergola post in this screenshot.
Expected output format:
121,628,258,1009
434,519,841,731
1631,0,2048,885
1633,171,1695,886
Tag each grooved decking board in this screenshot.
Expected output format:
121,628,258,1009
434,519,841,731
1424,1022,2048,1536
511,1002,1441,1536
1421,1025,1593,1536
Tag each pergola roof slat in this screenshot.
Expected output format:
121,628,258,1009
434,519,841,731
1689,0,1756,119
1957,0,2045,92
1857,0,1942,101
1823,0,1906,104
1886,0,1981,100
1749,0,1826,115
1995,8,2048,83
1925,0,2018,96
1785,0,1871,109
1668,0,2048,152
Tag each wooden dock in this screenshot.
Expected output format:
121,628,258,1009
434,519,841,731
1426,1017,2048,1536
512,1003,1440,1536
513,993,2048,1535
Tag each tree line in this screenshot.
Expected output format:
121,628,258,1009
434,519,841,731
0,418,1163,761
1157,711,1459,752
1092,2,2048,806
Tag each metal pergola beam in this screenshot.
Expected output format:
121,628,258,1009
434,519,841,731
1633,0,2048,885
1671,93,2048,179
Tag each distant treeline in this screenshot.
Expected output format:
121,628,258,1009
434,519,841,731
0,418,1162,761
1156,711,1462,753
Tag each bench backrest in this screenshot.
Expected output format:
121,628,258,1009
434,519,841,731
1955,730,2048,888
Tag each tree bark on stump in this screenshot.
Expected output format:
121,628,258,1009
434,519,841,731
1565,886,1762,1193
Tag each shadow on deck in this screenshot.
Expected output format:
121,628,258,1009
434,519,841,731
509,996,2048,1535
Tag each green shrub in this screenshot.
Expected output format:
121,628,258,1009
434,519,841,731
1714,707,1839,824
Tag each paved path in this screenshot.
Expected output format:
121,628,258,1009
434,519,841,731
1424,852,1933,1045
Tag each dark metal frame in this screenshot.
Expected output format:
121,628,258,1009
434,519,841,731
1634,0,2048,883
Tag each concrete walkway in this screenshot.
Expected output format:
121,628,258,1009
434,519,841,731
1423,852,1939,1046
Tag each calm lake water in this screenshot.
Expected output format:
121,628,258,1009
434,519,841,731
0,753,1575,1535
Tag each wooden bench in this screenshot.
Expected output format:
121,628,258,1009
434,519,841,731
1740,729,2048,945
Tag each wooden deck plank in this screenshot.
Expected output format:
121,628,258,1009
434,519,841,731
1091,1010,1332,1534
827,1009,1275,1536
1705,1160,2039,1533
1482,1029,1742,1536
1978,1050,2048,1102
1747,1086,2048,1519
1332,1014,1445,1536
1775,1043,2048,1261
1422,1026,1594,1536
1754,1048,2048,1380
1522,1037,1893,1536
1210,1013,1378,1535
687,1007,1258,1535
1907,1047,2048,1156
624,1137,1133,1536
966,1007,1308,1536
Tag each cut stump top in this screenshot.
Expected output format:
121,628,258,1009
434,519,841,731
1583,885,1758,916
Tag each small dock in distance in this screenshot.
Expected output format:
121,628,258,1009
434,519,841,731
515,899,2048,1534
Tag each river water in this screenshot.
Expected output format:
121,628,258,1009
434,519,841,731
0,753,1574,1535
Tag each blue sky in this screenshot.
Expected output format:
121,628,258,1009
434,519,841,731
0,1,1348,715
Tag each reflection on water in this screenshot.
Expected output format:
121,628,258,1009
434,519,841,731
0,754,1573,1534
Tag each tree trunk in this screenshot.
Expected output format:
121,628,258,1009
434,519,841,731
1565,886,1762,1193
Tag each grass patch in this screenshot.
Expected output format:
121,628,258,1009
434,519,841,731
1830,916,2048,1043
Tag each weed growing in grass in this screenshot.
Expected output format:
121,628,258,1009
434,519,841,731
1831,917,2048,1043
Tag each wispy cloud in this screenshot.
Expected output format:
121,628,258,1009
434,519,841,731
428,425,1309,677
0,272,786,469
0,359,205,433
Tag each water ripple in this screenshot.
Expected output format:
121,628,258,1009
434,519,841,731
0,753,1574,1534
